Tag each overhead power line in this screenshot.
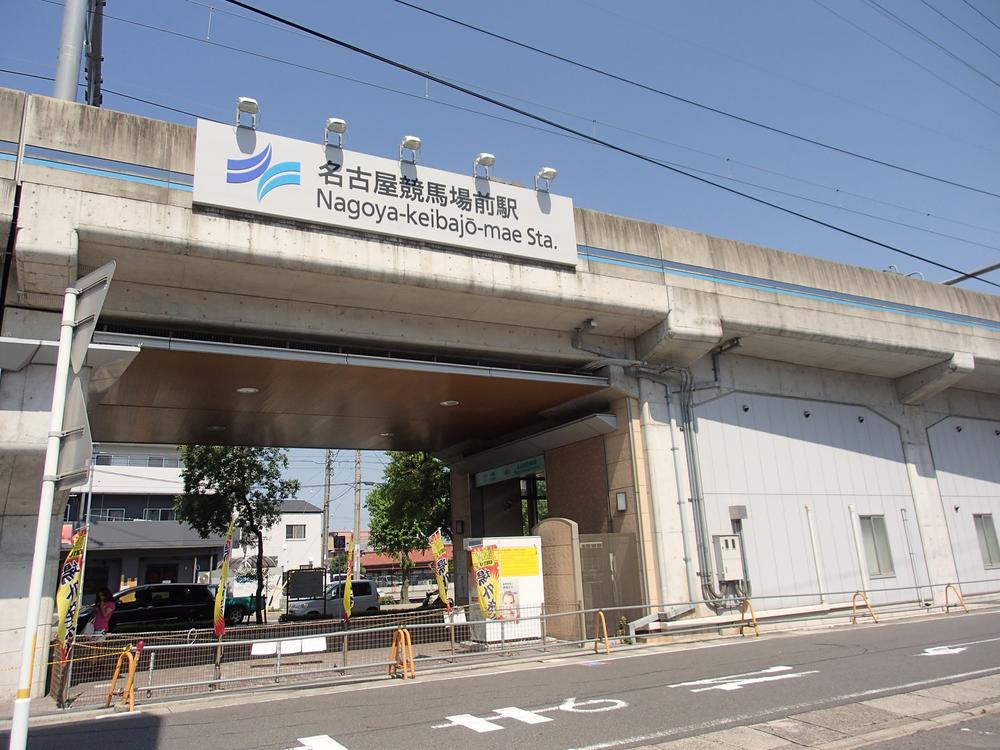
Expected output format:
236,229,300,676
960,0,1000,35
810,0,1000,120
78,6,1000,241
919,0,1000,63
388,0,1000,200
1,61,997,285
865,0,1000,89
219,0,1000,288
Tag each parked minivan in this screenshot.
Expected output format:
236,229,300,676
282,578,380,620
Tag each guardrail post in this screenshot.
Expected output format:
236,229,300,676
944,583,969,614
105,641,142,712
146,651,156,697
738,599,759,637
593,610,610,655
851,591,879,624
341,626,349,673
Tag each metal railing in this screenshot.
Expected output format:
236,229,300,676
49,577,1000,711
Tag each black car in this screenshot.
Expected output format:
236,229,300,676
77,583,249,633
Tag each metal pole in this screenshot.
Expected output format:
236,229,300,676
84,0,104,107
803,504,826,604
9,288,78,750
53,0,88,101
321,449,330,570
352,450,361,576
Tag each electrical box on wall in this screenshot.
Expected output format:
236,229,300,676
713,534,745,582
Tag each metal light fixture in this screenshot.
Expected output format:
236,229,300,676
325,117,347,147
473,152,495,179
236,96,259,128
400,135,422,163
235,386,259,394
439,400,459,407
535,166,557,191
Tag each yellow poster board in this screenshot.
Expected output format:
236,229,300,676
497,546,539,577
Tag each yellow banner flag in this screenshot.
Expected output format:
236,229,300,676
55,529,87,663
343,539,354,620
470,545,502,620
429,529,451,612
213,518,236,638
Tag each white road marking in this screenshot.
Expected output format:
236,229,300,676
494,706,553,724
433,696,628,731
437,714,505,732
922,646,967,656
559,697,628,713
283,736,350,750
668,665,818,692
919,635,1000,656
566,665,1000,750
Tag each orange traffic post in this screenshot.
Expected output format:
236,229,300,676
944,583,969,614
593,610,611,655
738,599,760,637
851,591,879,624
105,641,143,712
389,628,415,680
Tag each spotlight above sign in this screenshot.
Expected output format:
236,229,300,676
192,120,577,267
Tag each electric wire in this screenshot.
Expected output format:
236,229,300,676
918,0,1000,62
218,0,1000,287
576,0,1000,157
388,0,1000,199
3,28,997,281
864,0,1000,89
24,4,1000,240
810,0,1000,119
961,0,1000,35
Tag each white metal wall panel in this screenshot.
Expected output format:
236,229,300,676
929,417,1000,594
694,393,924,610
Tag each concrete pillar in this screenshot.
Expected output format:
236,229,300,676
899,406,959,601
449,471,471,602
0,363,68,701
637,377,697,607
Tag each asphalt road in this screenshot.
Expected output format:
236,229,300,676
9,610,1000,750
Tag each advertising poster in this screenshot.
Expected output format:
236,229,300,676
429,528,452,612
470,545,502,620
343,539,354,619
213,518,235,638
464,536,544,643
55,529,87,663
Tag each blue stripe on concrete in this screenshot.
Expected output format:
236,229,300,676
578,245,1000,333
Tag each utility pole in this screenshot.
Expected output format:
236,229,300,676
84,0,105,107
53,0,88,101
321,449,331,570
353,450,362,576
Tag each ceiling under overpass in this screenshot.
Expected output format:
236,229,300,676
88,333,610,455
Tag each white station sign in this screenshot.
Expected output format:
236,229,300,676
193,120,578,266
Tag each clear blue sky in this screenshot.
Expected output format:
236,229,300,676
4,2,1000,521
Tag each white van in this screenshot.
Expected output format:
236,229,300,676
284,578,380,620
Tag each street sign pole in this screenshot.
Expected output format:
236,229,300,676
8,262,114,750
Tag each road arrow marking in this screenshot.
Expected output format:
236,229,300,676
921,646,967,656
494,706,553,724
669,665,818,692
439,714,505,733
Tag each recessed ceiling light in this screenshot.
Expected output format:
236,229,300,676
236,386,260,394
207,425,226,432
439,400,459,407
379,432,394,438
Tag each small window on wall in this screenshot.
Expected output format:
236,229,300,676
286,524,306,540
974,514,1000,568
859,515,895,577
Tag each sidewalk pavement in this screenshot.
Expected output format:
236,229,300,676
644,674,1000,749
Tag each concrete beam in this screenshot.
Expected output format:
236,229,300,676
636,310,723,368
895,352,974,405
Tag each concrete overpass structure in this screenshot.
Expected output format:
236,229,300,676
1,88,999,699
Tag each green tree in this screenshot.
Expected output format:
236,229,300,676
175,446,299,624
365,451,450,603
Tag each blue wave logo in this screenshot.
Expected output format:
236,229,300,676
226,144,300,201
